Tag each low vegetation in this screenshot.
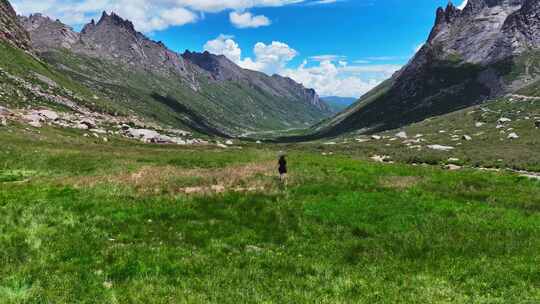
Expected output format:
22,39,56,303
1,121,539,303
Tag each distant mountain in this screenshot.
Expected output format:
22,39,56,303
321,96,357,113
3,8,331,136
311,0,540,138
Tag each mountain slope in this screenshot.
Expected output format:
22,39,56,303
17,12,331,136
312,0,540,138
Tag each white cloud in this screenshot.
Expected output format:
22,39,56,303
229,11,271,28
203,35,402,98
12,0,336,32
457,0,468,10
12,0,198,32
203,34,242,62
204,34,297,75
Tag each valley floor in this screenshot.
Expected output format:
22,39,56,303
1,122,540,303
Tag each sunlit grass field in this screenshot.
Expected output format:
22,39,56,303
1,124,540,303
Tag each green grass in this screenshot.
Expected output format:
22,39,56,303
1,123,540,303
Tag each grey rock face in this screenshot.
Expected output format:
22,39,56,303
19,14,79,51
427,0,527,64
0,0,31,51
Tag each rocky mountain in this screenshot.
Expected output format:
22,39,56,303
15,10,330,136
182,51,329,112
0,0,30,51
310,0,540,138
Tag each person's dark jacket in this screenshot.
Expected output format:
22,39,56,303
278,157,287,174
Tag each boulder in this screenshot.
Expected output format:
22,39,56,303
445,164,462,171
535,120,540,128
79,118,97,129
462,135,472,141
22,113,43,128
370,155,391,163
371,135,382,140
225,140,234,145
395,131,408,139
507,133,519,139
475,122,485,127
427,145,454,151
37,109,59,121
126,128,161,142
498,117,512,123
0,117,6,127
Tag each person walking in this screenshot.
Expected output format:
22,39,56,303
278,153,287,185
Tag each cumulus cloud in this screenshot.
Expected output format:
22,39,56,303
11,0,329,32
204,34,297,75
457,0,468,10
203,35,402,98
204,34,242,62
229,11,271,28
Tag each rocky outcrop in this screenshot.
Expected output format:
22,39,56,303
0,0,31,51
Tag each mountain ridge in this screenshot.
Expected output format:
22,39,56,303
307,0,540,139
11,8,331,136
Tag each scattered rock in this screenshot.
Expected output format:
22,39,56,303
256,140,262,144
324,141,337,145
498,117,512,123
0,117,6,127
507,132,519,139
427,145,454,151
216,143,228,148
462,135,472,141
225,140,234,145
371,135,382,140
535,120,540,128
448,158,460,163
475,122,485,127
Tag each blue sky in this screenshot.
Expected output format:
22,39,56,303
13,0,468,97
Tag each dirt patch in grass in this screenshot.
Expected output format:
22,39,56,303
379,176,422,190
61,161,277,195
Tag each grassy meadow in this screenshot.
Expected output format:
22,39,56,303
1,121,540,303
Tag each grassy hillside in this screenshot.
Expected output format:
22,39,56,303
1,120,539,303
296,95,540,172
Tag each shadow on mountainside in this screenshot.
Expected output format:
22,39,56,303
151,93,231,138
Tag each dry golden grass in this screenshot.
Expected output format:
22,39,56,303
379,176,422,190
60,161,278,196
